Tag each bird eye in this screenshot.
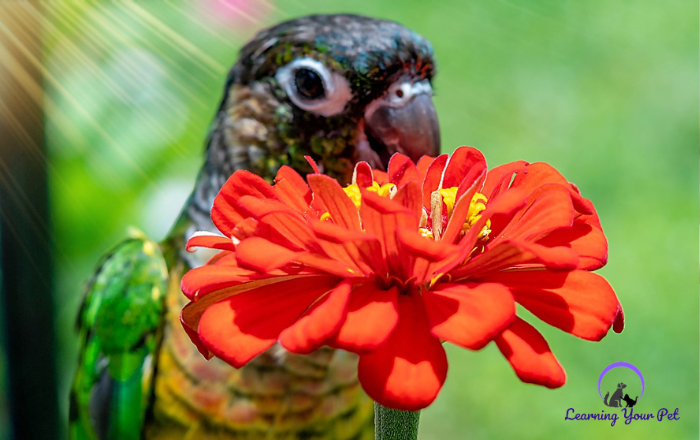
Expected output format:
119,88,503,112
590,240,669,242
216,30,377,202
275,58,352,117
294,68,325,100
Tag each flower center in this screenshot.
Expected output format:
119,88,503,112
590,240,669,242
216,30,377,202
420,187,491,242
320,181,396,222
344,181,396,209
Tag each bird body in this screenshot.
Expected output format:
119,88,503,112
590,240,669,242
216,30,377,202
146,239,374,440
71,14,439,440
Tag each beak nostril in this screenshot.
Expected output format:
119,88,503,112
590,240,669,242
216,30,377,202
363,92,440,162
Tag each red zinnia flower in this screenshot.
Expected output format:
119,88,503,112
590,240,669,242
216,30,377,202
180,147,624,411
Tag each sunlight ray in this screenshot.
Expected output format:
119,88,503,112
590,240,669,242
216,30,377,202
50,3,212,113
121,2,228,77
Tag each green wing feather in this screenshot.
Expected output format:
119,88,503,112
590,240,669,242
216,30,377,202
70,233,169,440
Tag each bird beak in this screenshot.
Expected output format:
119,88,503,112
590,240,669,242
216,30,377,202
358,79,440,170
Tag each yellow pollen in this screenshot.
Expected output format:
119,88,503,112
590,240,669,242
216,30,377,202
342,181,396,210
320,212,332,222
424,188,492,242
430,273,451,287
367,182,396,198
438,187,458,217
465,192,490,243
343,184,363,209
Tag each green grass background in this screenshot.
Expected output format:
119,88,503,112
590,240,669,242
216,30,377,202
13,0,699,439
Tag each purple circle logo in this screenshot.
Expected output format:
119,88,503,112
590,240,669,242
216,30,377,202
598,362,644,408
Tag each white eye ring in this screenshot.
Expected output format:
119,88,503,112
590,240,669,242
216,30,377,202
385,79,433,107
275,58,352,117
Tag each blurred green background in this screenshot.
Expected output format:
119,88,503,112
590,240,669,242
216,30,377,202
1,0,698,439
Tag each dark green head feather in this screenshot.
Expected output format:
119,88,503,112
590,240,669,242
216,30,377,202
233,14,435,105
204,15,436,180
190,13,440,236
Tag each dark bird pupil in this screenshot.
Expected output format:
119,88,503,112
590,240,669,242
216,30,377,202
294,69,324,100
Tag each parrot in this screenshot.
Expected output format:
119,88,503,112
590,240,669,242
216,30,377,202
70,14,440,440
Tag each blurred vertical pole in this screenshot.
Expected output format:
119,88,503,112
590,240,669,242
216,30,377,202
0,2,60,440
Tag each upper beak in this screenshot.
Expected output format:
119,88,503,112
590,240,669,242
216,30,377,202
358,79,440,169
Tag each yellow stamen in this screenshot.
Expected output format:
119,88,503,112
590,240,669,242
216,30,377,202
343,184,362,209
438,187,458,217
424,188,492,243
419,227,434,239
377,183,396,198
366,181,381,192
322,181,398,223
430,273,452,287
342,181,396,210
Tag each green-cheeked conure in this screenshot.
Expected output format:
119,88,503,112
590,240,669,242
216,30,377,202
70,14,440,440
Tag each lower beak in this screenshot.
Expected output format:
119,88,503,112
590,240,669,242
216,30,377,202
360,91,440,169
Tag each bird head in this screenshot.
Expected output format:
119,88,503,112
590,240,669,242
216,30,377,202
206,14,440,185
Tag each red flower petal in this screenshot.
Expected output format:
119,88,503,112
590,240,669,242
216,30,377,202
332,284,399,352
493,184,575,243
613,306,625,333
424,282,515,350
395,227,458,283
441,188,527,274
273,165,312,213
489,270,621,341
308,174,362,231
279,281,352,354
441,166,487,244
237,194,301,220
256,217,321,254
396,228,456,262
388,153,421,187
296,253,359,278
537,215,607,270
511,163,593,215
416,155,435,181
186,232,236,252
180,314,213,359
305,155,320,174
235,237,306,272
511,162,568,192
370,170,387,185
422,154,448,209
237,198,316,250
392,180,423,222
197,276,339,367
207,251,240,267
353,161,374,188
311,220,386,276
494,317,566,388
458,187,528,252
460,240,579,277
182,275,329,330
232,219,259,243
211,171,278,236
357,294,447,411
360,190,418,273
181,265,258,300
481,161,528,200
440,146,486,190
454,160,487,203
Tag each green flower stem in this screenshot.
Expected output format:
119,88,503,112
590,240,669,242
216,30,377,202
374,402,421,440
